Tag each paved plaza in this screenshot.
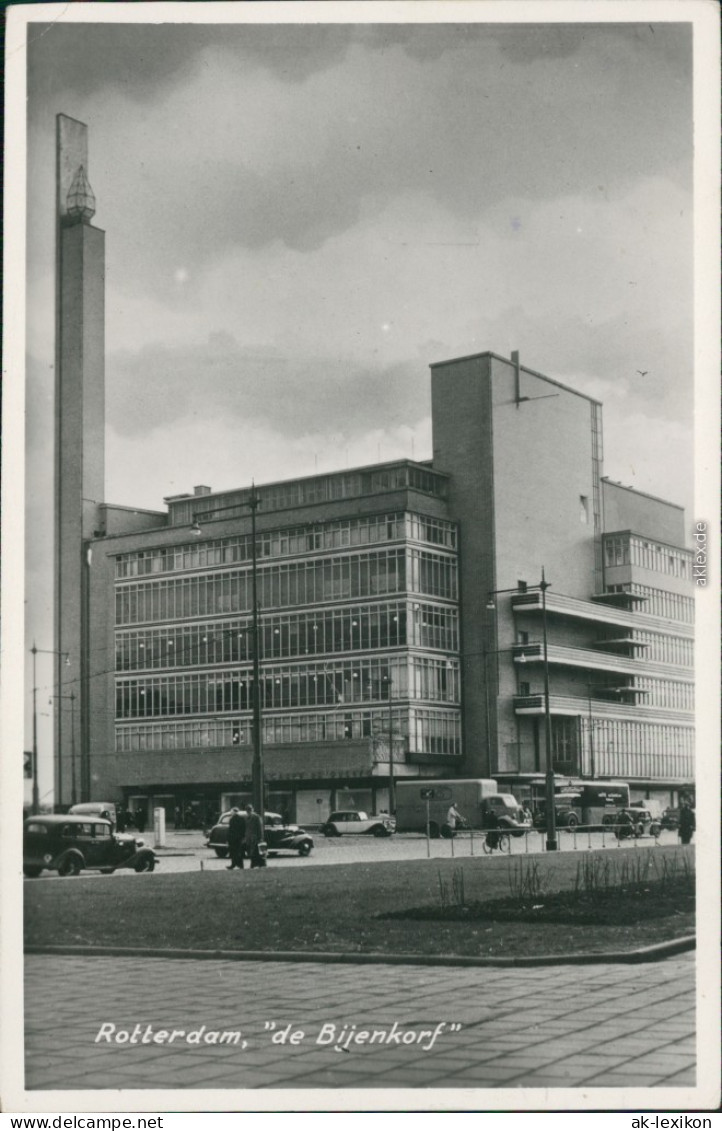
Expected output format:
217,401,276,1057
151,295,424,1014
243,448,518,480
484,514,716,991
25,952,695,1092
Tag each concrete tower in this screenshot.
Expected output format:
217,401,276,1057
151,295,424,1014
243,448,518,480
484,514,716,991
54,115,105,805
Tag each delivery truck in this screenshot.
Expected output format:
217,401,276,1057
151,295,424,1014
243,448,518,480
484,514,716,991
394,779,530,838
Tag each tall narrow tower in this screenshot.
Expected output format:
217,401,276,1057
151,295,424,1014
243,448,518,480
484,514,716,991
55,115,105,805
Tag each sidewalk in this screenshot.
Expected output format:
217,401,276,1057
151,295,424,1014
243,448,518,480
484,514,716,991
25,952,695,1091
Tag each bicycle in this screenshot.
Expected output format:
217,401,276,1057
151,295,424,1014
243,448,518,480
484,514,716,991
481,829,510,854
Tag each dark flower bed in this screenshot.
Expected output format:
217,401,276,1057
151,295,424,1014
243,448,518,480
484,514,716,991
379,879,695,927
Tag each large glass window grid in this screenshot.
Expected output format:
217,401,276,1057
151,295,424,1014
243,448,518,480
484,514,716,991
603,535,692,578
590,718,694,781
165,466,449,527
115,511,457,579
632,677,694,712
115,705,462,755
115,654,461,718
115,601,460,671
632,632,693,667
630,584,694,624
115,548,458,627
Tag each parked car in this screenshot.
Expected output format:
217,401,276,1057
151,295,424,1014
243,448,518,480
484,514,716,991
206,812,314,858
320,811,396,837
481,794,531,836
614,808,662,840
23,815,156,877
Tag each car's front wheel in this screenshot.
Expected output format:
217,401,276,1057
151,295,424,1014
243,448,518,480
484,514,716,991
298,842,312,856
214,847,229,859
23,866,43,878
134,852,155,873
323,825,340,837
372,825,389,837
58,854,83,877
565,814,578,830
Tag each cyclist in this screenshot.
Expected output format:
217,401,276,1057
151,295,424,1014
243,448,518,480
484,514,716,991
442,801,465,838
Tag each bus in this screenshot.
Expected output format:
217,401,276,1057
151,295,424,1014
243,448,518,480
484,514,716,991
534,781,630,830
493,774,630,829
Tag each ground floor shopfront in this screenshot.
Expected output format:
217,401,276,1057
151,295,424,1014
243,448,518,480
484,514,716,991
117,734,432,830
124,779,394,831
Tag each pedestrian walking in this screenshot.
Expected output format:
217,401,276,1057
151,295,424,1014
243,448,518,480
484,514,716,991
678,801,695,846
226,806,247,870
244,803,266,868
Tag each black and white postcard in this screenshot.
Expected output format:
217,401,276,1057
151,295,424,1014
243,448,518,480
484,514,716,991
2,0,720,1117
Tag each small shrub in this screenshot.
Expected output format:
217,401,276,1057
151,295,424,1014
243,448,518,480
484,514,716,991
437,870,449,910
507,857,546,904
452,866,466,907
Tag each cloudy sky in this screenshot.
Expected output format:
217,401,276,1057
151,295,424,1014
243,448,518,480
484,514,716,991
20,9,701,784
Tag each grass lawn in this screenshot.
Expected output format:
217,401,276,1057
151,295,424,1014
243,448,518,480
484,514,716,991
24,845,695,960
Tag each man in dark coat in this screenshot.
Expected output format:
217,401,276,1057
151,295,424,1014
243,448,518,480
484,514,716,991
678,802,695,846
244,803,266,868
227,807,247,870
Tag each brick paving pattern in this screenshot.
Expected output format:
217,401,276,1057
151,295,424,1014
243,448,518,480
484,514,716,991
25,953,695,1091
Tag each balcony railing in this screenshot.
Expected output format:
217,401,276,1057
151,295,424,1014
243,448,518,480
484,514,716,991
512,692,693,724
511,590,693,636
512,642,692,681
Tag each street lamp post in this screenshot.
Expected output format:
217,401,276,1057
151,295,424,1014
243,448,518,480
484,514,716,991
248,490,264,818
539,568,558,851
192,488,264,818
587,685,596,780
387,680,396,814
50,692,77,806
30,643,70,815
486,569,558,852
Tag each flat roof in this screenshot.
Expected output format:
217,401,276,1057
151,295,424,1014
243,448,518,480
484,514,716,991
429,350,602,406
601,477,684,511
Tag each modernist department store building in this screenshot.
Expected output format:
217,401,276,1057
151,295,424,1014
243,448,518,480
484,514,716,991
53,117,695,827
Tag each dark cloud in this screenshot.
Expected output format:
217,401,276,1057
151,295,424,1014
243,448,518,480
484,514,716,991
26,23,358,102
106,336,429,440
29,21,692,292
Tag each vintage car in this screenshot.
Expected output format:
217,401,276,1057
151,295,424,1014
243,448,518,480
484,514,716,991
661,807,682,830
614,808,662,840
481,793,532,837
206,811,314,858
23,814,156,877
320,810,396,837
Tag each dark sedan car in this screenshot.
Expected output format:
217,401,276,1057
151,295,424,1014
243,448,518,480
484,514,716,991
23,815,156,877
206,812,314,858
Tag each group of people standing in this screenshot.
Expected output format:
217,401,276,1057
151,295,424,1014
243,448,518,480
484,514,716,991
226,803,266,870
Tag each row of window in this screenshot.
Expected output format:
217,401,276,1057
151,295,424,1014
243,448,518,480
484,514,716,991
115,512,458,578
168,465,448,526
115,549,458,627
114,602,460,671
632,677,694,712
585,717,694,764
595,749,694,781
603,535,692,578
115,655,461,718
631,584,695,624
624,632,694,668
115,705,462,755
